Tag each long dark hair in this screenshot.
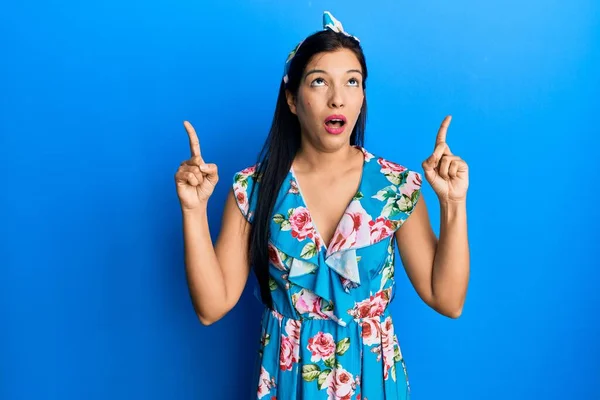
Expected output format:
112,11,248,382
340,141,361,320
249,29,369,308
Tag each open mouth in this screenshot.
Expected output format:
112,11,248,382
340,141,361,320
324,115,347,134
325,118,346,128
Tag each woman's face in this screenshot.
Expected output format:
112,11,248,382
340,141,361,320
286,48,365,150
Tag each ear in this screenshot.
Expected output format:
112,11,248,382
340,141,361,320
285,89,297,115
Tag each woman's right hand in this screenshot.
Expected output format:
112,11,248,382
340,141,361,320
175,121,219,211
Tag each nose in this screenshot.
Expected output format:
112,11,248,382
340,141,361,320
329,86,344,109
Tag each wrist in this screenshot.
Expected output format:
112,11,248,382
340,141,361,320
181,203,208,217
439,198,467,221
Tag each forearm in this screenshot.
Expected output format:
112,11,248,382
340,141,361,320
431,200,470,317
181,206,228,323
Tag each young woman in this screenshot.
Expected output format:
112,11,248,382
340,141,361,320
175,11,470,400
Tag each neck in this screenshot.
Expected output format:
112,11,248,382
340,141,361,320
293,142,360,173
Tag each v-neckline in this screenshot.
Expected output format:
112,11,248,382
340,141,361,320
289,145,367,254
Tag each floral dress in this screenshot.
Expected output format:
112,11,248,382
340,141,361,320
232,146,422,400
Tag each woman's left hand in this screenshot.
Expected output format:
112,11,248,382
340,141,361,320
422,116,469,203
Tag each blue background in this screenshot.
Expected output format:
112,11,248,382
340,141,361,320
2,0,598,399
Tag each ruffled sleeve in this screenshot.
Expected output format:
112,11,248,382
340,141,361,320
232,165,259,223
389,168,422,227
368,163,423,237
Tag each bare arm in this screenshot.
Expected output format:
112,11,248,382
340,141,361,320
182,190,251,325
395,115,471,318
175,121,251,326
395,195,470,318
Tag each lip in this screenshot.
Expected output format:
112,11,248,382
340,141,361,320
324,114,347,135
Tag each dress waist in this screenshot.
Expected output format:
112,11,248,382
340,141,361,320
263,304,392,326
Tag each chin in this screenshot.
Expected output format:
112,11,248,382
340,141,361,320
302,125,353,149
316,135,353,151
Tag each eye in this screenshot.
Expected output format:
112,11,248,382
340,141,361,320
310,77,326,87
348,77,360,87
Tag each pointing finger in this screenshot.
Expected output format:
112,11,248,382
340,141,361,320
183,121,202,159
184,156,203,167
435,115,452,148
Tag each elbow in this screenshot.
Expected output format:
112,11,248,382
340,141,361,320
200,318,218,326
445,307,463,319
443,300,465,319
197,313,223,326
433,298,464,319
193,293,238,326
196,305,231,326
198,315,217,326
430,299,464,319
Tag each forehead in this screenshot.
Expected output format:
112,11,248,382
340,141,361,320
305,48,362,74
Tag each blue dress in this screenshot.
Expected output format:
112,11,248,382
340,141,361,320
232,146,422,400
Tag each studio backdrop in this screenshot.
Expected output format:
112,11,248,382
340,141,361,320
1,0,598,399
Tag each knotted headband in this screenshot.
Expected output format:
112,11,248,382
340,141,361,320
283,11,360,85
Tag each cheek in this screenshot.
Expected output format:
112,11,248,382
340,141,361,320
353,96,364,115
298,99,315,118
302,97,313,110
356,94,365,108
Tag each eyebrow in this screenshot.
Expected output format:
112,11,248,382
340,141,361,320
304,69,364,79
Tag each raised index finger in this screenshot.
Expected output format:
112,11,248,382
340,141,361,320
183,121,201,158
435,115,452,148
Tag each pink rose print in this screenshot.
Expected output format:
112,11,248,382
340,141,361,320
340,276,359,293
378,158,407,175
324,367,358,400
314,232,325,250
401,170,422,197
361,317,382,346
268,243,286,271
289,206,316,241
285,319,302,344
294,289,329,320
280,335,298,371
368,217,396,243
288,178,299,194
348,289,390,320
271,309,284,322
360,147,375,162
381,316,396,380
328,201,372,255
371,345,382,362
307,331,336,362
257,366,276,399
284,319,301,365
240,165,256,176
381,317,395,347
233,186,248,215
